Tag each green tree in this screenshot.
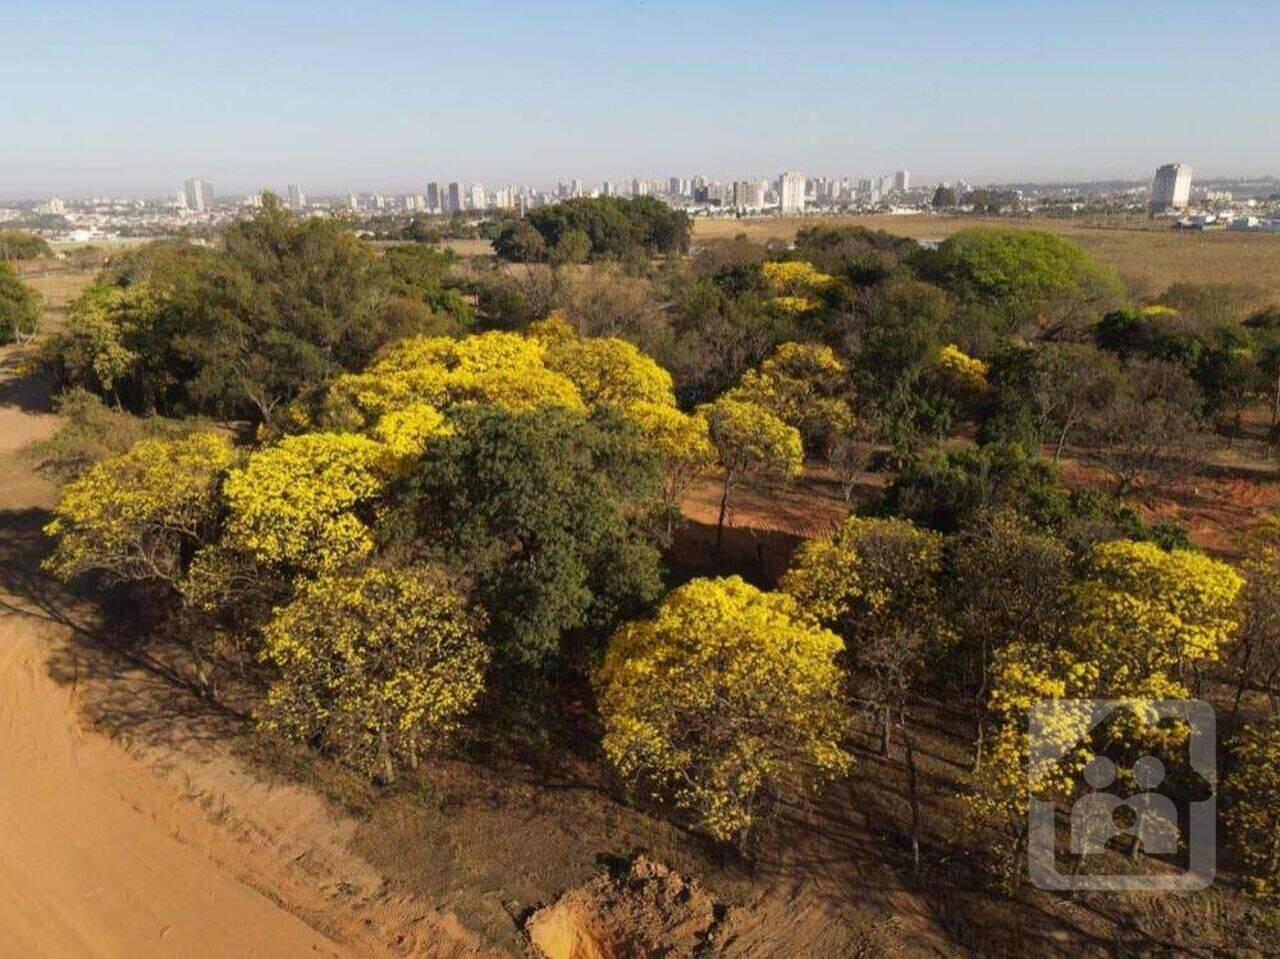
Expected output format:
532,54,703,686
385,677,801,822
0,261,41,343
920,228,1125,335
397,405,667,673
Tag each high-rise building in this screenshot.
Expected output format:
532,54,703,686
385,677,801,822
447,182,464,213
668,177,682,196
468,183,487,210
632,178,649,197
426,182,443,213
347,193,359,211
1150,163,1193,212
732,180,766,212
894,170,910,192
601,180,616,197
778,171,806,213
287,184,306,210
182,178,214,212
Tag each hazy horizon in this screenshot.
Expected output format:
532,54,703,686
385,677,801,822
6,0,1280,197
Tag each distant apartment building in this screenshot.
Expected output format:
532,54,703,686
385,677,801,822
1150,163,1193,212
468,183,487,210
287,184,306,210
37,197,66,216
894,170,910,191
778,171,806,214
447,182,463,213
732,179,766,212
182,178,214,212
426,182,443,213
601,180,616,197
632,178,650,197
347,193,359,211
668,176,682,196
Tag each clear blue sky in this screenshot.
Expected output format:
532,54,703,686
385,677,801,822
5,0,1279,197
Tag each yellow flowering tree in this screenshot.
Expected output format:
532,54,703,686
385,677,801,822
222,432,391,573
698,396,803,562
1073,540,1243,684
726,342,853,455
621,400,715,521
596,576,852,846
761,260,835,314
1226,720,1280,898
934,343,989,395
259,566,488,782
325,331,584,429
781,516,947,754
44,432,238,588
540,330,677,408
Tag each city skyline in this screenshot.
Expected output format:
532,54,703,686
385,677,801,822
6,1,1280,196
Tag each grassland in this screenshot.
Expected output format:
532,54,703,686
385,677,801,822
694,213,1280,301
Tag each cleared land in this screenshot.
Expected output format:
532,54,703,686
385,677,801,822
694,213,1280,301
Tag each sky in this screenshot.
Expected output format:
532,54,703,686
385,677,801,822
4,0,1279,198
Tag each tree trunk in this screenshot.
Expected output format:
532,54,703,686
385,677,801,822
1230,639,1256,741
714,476,732,568
904,732,922,878
378,726,396,784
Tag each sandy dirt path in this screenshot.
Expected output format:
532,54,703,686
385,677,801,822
0,345,497,958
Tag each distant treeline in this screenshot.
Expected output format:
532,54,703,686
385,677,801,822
493,196,690,263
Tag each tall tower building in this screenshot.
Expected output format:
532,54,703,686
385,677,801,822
468,183,487,210
182,178,214,212
447,182,464,213
778,171,806,214
426,182,443,213
287,184,306,210
894,170,910,191
1149,163,1193,212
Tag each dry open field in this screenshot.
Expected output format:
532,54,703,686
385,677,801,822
694,213,1280,302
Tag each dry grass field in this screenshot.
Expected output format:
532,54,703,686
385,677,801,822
694,214,1280,302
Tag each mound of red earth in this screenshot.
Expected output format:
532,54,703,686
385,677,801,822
524,856,721,959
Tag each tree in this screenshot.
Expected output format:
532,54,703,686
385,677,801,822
698,396,803,563
534,319,677,408
1232,552,1280,732
781,516,947,755
0,229,52,261
854,276,952,459
920,228,1125,335
621,400,715,523
222,432,392,574
44,432,238,588
725,342,853,455
43,431,241,691
491,219,547,262
1073,539,1242,685
43,200,455,422
325,330,585,430
494,196,690,262
0,261,41,344
931,186,957,210
397,405,666,673
1226,720,1280,899
1083,358,1202,494
948,511,1072,765
259,566,488,782
596,576,853,846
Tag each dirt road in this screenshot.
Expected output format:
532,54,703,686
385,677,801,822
0,346,495,958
